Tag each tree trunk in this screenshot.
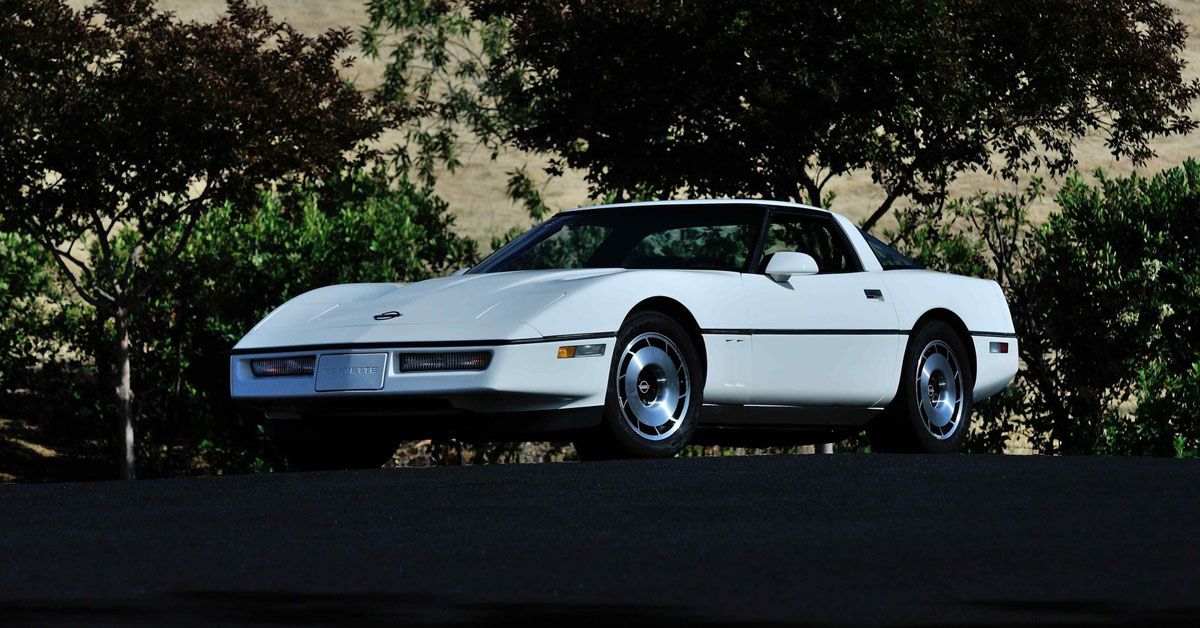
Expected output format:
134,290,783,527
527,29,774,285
115,307,136,480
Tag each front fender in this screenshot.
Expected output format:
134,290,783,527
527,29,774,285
525,270,746,336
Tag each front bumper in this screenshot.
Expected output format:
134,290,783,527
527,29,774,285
230,337,615,417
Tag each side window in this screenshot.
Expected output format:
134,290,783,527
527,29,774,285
625,224,755,270
761,213,860,274
859,229,922,270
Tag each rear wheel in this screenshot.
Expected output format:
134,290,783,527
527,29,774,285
573,311,702,459
868,320,973,453
266,418,401,471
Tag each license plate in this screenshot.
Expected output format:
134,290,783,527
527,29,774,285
314,353,387,392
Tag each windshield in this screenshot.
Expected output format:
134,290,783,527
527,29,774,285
469,205,763,274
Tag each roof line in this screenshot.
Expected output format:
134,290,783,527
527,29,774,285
560,198,831,214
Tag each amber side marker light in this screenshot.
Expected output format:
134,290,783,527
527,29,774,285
558,344,606,359
989,342,1010,354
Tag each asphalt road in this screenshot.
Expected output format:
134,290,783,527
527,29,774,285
1,455,1198,627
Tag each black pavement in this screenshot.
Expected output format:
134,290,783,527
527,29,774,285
1,454,1197,626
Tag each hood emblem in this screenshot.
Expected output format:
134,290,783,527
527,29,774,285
373,311,402,321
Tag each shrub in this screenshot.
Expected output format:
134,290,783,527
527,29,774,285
0,232,59,392
125,169,479,475
889,161,1200,455
1041,163,1200,456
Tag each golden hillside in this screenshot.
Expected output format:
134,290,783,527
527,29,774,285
137,1,1200,241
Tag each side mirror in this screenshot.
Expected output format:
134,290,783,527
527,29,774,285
451,267,470,276
765,251,820,282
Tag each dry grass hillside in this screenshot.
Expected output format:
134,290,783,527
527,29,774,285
139,0,1200,241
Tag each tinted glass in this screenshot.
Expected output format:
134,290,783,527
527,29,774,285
860,229,922,270
471,205,761,274
487,224,611,272
625,223,757,270
760,212,859,274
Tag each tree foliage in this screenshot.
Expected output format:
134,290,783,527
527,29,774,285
3,169,478,476
891,162,1200,456
365,0,1199,227
1028,164,1200,454
124,168,477,475
0,0,380,478
0,232,61,392
0,0,379,304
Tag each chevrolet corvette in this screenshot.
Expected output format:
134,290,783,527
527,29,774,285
231,200,1018,468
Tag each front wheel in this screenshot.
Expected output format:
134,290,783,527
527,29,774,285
574,311,702,459
868,321,974,453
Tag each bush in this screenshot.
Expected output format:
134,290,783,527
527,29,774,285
0,232,59,391
889,161,1200,455
1043,164,1200,456
124,169,480,475
0,233,109,474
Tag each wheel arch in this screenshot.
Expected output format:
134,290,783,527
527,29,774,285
908,308,976,385
624,296,707,381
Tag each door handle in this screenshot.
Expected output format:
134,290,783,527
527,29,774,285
864,289,884,301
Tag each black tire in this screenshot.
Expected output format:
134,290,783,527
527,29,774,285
266,418,401,471
868,320,974,453
573,311,702,459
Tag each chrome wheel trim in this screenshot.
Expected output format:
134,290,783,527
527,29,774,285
616,332,691,441
914,340,964,440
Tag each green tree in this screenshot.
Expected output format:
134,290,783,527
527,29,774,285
0,0,380,479
891,162,1200,456
364,0,1198,227
126,169,477,475
0,232,60,392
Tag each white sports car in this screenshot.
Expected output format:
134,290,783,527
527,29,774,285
231,200,1017,468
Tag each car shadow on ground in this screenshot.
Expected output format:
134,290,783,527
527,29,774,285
0,592,721,628
2,591,1199,627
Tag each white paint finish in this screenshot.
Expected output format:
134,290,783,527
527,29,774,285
836,214,884,272
561,197,829,215
877,270,1015,335
524,269,748,337
234,271,619,351
971,335,1020,402
230,198,1019,425
765,252,819,280
231,339,613,412
701,334,752,404
742,272,902,406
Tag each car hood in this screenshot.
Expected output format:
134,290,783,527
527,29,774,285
234,269,624,350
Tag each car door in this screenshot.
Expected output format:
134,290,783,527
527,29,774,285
743,209,901,407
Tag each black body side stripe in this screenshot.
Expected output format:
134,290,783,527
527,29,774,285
969,330,1018,338
702,328,1017,338
235,328,1017,355
231,331,617,356
700,328,905,336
